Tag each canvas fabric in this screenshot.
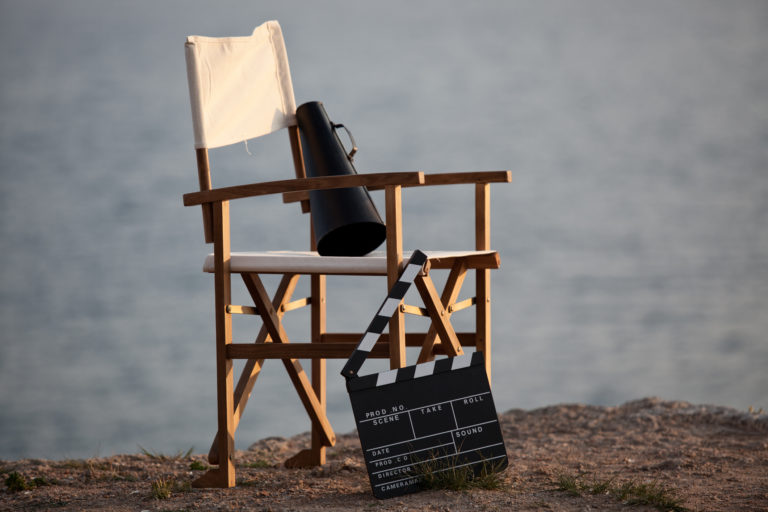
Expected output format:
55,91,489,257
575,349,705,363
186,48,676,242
185,20,296,149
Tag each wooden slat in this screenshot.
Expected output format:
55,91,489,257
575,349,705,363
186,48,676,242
227,343,372,359
184,172,424,207
281,297,311,313
426,251,500,270
416,171,512,187
227,338,482,359
401,303,429,317
449,296,476,313
282,170,512,204
226,305,259,315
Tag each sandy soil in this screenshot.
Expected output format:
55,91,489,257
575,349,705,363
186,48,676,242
2,398,767,511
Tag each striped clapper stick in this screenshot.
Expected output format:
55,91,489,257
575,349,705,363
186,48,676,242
341,250,508,499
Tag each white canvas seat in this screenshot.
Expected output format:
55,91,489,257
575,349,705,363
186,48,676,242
202,250,499,275
182,20,511,488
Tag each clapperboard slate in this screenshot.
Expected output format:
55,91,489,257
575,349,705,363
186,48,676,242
341,250,508,499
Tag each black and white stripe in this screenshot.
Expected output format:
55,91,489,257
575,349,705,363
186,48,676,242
341,250,428,379
376,351,477,386
347,350,485,392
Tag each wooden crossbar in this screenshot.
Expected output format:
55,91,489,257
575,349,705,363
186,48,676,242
226,337,481,359
281,297,311,312
226,305,259,315
449,297,476,313
318,332,479,346
225,296,310,316
401,303,429,317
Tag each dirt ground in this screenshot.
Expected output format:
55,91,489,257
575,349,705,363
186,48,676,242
2,398,767,511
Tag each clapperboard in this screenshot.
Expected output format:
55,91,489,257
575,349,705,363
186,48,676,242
341,250,508,499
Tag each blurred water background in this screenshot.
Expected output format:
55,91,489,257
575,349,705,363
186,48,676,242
1,0,766,460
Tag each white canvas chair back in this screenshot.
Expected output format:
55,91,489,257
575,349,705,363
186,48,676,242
185,20,296,149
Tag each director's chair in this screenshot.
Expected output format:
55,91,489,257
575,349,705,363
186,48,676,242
183,20,511,487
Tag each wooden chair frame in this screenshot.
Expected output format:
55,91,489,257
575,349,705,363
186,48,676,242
183,125,510,487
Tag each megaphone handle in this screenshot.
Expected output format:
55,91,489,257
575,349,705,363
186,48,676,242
333,123,358,162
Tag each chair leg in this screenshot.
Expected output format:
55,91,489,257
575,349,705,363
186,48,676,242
310,274,327,465
476,267,491,381
194,200,235,488
475,182,492,382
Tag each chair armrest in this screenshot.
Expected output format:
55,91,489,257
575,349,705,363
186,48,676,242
414,170,512,188
282,170,511,204
183,171,425,207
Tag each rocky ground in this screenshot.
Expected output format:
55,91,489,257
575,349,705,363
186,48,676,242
2,398,767,511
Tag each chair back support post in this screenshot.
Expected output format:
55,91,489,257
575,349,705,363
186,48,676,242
288,125,307,179
196,148,214,243
475,183,492,381
385,185,405,369
288,126,312,213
